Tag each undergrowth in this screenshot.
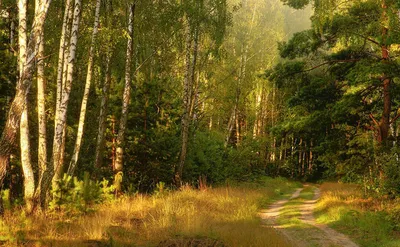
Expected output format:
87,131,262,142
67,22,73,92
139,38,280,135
0,176,299,247
315,182,400,247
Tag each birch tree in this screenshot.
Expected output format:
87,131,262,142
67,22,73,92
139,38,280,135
68,0,101,176
34,0,49,209
0,0,52,214
52,0,82,185
114,3,135,192
18,0,35,211
175,14,194,186
42,0,72,197
94,4,114,171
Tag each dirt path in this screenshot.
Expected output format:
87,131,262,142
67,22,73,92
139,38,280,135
260,186,359,247
260,188,303,226
299,187,359,247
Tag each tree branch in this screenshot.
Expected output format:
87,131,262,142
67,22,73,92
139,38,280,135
301,59,361,73
369,113,380,128
390,113,400,124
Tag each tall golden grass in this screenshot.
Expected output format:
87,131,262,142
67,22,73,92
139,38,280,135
0,177,297,247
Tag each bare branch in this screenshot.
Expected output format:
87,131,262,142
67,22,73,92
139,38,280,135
369,113,379,128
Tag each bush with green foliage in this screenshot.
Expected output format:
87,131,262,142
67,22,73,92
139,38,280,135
49,172,114,212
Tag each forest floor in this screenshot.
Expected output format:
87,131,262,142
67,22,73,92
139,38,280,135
260,184,359,247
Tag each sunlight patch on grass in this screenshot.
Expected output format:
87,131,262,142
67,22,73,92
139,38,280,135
315,182,400,247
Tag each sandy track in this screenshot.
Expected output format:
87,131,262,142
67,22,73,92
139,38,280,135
259,188,304,247
299,187,359,247
260,188,303,225
260,186,359,247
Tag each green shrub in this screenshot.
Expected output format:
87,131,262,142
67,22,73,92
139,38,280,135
50,172,114,213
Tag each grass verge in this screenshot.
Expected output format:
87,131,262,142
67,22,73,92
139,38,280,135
315,182,400,247
0,177,299,247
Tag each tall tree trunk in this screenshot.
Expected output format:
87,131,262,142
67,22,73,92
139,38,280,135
10,14,16,51
94,51,112,171
308,140,313,173
68,0,101,176
290,136,295,178
18,0,27,84
261,89,269,136
35,37,47,207
114,3,135,192
279,138,284,161
18,0,35,212
225,107,236,147
189,26,199,121
271,137,276,162
237,44,248,145
55,0,72,124
225,41,248,147
298,138,303,176
94,0,113,172
50,0,73,191
377,0,391,144
235,110,240,144
34,0,49,209
20,101,34,207
20,99,34,209
175,14,193,186
283,134,287,162
111,116,116,170
0,0,52,214
253,88,261,137
52,0,82,186
52,0,72,181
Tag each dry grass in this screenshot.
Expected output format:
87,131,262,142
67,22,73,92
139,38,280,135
315,182,400,247
0,177,298,247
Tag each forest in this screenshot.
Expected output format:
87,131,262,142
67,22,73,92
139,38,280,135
1,0,400,246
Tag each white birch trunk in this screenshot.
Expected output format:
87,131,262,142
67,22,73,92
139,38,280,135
53,0,72,166
0,0,52,214
18,0,27,75
33,0,50,209
225,107,236,147
52,0,82,185
20,103,34,209
189,26,199,120
18,0,35,212
68,0,101,176
54,4,73,182
10,16,16,51
114,3,135,188
253,88,262,137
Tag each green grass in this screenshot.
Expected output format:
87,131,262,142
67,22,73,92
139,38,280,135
0,177,299,247
315,183,400,247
